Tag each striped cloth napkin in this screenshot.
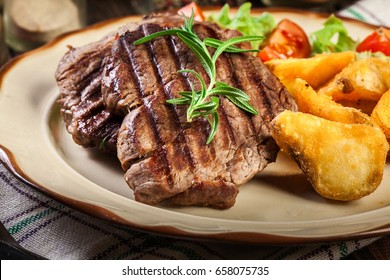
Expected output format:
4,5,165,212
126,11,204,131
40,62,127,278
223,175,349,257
0,0,387,260
0,165,380,259
337,0,390,27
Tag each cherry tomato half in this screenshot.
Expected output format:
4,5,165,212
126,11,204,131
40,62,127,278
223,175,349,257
356,27,390,56
258,19,311,62
177,2,205,22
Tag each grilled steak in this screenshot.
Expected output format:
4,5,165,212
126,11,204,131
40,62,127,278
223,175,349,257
55,13,297,209
55,14,185,152
55,25,121,152
103,20,297,208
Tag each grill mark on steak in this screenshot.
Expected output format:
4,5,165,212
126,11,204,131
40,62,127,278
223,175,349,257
192,24,239,152
77,68,102,98
229,54,271,145
101,53,141,116
197,23,256,148
146,26,211,167
140,24,231,199
167,32,212,139
56,14,187,153
121,31,147,98
166,28,225,180
166,25,234,181
149,23,260,207
120,26,175,189
144,25,197,172
55,31,123,152
73,77,103,119
59,65,121,151
114,23,240,206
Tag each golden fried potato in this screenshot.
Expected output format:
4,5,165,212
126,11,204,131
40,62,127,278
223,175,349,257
318,57,388,102
371,57,390,89
291,78,372,125
337,99,378,115
270,110,389,201
371,89,390,139
265,51,356,95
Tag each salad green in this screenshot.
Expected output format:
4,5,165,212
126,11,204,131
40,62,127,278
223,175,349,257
310,15,357,55
208,3,275,49
208,3,358,56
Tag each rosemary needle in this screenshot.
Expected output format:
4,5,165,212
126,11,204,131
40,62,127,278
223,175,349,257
134,12,262,144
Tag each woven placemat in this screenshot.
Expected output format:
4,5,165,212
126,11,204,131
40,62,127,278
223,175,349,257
0,163,380,260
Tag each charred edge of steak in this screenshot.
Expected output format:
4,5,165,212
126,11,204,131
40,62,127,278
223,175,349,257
58,55,121,153
55,28,121,153
114,21,296,209
55,14,186,153
163,181,239,209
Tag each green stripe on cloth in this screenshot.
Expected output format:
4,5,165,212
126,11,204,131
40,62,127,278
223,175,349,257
338,242,349,258
345,7,366,21
7,205,65,235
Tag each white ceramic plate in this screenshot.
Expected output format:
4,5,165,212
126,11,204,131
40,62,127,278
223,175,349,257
1,8,389,244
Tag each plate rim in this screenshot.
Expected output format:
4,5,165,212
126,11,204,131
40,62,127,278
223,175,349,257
1,7,389,245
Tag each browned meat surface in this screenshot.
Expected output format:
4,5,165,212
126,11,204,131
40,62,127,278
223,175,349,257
55,14,184,152
105,21,296,209
55,24,122,152
55,14,297,209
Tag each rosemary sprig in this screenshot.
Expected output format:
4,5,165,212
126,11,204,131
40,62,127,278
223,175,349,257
134,12,262,144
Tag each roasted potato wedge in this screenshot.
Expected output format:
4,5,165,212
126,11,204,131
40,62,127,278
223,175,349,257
292,78,373,125
318,57,389,102
265,51,356,95
371,89,390,139
337,99,378,115
271,110,389,201
372,57,390,89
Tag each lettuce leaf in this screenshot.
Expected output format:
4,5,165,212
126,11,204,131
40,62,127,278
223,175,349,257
310,15,357,54
208,2,275,49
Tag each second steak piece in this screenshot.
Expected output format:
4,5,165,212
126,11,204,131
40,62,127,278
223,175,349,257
104,21,297,209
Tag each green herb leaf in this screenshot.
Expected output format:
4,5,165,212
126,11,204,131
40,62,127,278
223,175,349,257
212,35,263,63
206,107,220,144
178,33,214,78
210,83,250,101
134,10,260,143
310,15,357,54
134,29,184,45
204,38,259,53
226,96,258,115
166,96,191,105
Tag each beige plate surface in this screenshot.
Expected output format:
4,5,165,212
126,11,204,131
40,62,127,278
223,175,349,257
1,8,389,244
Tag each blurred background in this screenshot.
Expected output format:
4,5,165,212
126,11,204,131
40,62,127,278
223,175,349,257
89,0,358,22
0,0,357,59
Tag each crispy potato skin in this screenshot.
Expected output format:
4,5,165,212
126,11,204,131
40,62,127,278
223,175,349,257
266,53,390,201
265,52,356,95
267,53,390,116
318,57,389,103
271,110,389,201
292,78,373,125
371,89,390,140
